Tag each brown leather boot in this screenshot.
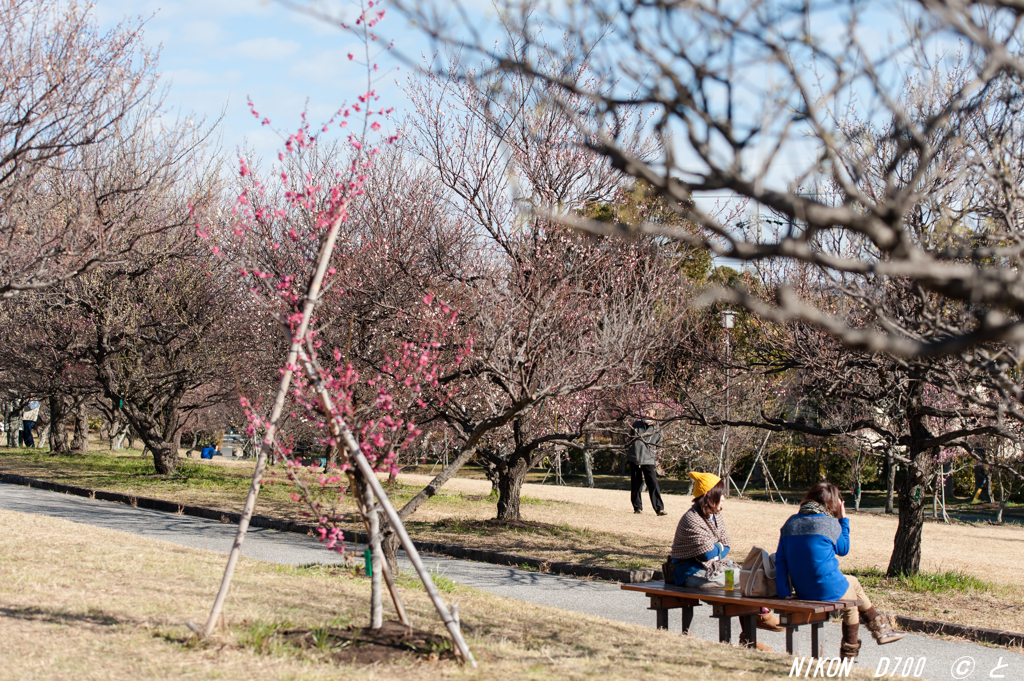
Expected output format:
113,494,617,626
864,607,906,644
840,622,861,660
756,611,786,632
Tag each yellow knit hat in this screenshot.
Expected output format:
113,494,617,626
690,471,722,498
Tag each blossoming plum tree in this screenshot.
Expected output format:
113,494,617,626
201,3,475,663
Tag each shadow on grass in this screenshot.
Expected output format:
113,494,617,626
238,619,457,666
411,517,664,568
0,604,126,627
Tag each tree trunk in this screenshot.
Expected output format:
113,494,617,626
380,443,482,573
6,408,18,447
71,400,89,453
887,398,932,577
851,449,862,512
47,395,71,454
940,470,950,523
481,457,501,495
109,393,180,474
996,479,1020,523
363,479,383,629
37,422,51,448
583,433,595,488
110,421,126,450
985,456,994,503
887,455,928,575
186,431,200,457
885,450,897,514
496,456,530,522
147,439,179,475
942,462,957,498
382,530,400,577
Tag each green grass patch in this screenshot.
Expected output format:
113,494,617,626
0,447,249,489
238,620,287,655
609,558,653,570
394,570,461,593
848,567,993,594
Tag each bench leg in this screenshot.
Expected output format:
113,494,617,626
738,614,757,649
682,606,694,635
718,615,731,643
810,622,823,658
656,608,668,630
786,626,797,655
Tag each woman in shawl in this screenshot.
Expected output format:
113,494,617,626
775,482,906,661
669,472,731,587
669,471,784,635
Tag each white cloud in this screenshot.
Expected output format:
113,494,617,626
286,47,367,85
162,68,241,89
229,37,302,61
180,20,226,46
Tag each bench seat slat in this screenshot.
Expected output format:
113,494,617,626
621,581,860,613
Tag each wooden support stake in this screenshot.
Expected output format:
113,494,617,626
306,364,476,666
381,558,409,627
352,476,409,627
203,200,349,639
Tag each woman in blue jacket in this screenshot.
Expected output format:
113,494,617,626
775,482,905,660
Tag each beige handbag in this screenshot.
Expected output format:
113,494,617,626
738,546,777,597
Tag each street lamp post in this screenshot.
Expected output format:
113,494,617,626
719,310,737,487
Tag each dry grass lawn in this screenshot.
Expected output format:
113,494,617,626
0,509,822,680
396,473,1023,585
4,446,1023,635
394,474,1024,633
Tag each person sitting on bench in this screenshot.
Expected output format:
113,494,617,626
200,444,217,459
669,472,784,634
669,472,731,588
775,481,906,661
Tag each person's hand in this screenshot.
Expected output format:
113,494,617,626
783,594,797,599
838,500,847,519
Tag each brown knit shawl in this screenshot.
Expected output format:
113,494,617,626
670,506,731,566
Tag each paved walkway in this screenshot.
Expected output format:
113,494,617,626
1,482,1020,681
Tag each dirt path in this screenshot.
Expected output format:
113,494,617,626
396,473,1024,587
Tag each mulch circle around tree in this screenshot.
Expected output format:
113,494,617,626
279,620,457,665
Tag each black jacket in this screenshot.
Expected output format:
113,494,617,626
626,419,661,466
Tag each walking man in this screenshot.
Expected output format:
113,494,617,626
21,400,40,448
627,407,666,515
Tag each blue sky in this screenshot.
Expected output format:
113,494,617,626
86,0,952,240
91,0,455,163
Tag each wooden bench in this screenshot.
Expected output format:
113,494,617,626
621,581,861,655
